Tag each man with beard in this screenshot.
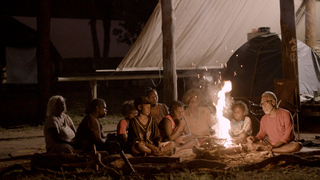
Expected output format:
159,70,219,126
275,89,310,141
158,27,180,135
246,91,302,153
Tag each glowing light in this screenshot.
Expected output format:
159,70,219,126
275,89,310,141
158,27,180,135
197,74,200,78
240,65,243,68
231,50,234,53
236,54,239,57
213,81,232,146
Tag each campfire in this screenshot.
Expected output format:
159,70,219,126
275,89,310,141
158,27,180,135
194,81,243,159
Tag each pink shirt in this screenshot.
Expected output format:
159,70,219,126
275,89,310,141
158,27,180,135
256,108,295,145
117,119,128,135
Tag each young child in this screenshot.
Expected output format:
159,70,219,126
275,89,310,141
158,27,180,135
127,96,175,156
117,100,137,152
229,101,252,144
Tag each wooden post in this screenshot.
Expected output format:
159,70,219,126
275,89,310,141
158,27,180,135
161,0,177,104
90,80,97,100
279,0,300,139
305,0,316,49
37,0,51,124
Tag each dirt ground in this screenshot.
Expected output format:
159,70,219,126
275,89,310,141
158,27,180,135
1,122,320,179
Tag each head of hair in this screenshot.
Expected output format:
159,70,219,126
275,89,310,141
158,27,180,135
145,87,157,97
122,100,136,116
233,101,249,115
181,88,202,105
134,96,151,110
85,98,106,115
46,95,65,117
262,91,278,108
169,100,185,114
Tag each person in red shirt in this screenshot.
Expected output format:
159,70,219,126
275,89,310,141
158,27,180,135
247,91,302,153
116,100,137,152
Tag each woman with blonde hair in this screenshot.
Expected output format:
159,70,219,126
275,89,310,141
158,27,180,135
182,89,216,141
44,95,76,154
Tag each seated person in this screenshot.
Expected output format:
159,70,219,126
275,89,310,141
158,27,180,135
146,87,169,124
116,100,137,152
229,101,252,144
182,89,216,140
44,95,76,154
75,98,116,154
158,100,197,154
247,91,302,153
127,96,174,156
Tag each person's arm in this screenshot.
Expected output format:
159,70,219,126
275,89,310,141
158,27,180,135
88,118,106,144
48,128,73,145
163,118,184,141
279,110,295,144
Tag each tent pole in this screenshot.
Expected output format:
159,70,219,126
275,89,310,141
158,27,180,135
279,0,300,138
250,47,263,100
161,0,177,104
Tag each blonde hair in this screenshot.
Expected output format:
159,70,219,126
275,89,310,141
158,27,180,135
182,88,202,106
46,95,65,117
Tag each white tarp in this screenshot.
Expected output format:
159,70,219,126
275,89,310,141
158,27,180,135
116,0,316,71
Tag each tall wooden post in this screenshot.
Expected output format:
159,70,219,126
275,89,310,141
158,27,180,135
279,0,300,138
37,0,51,124
161,0,177,104
305,0,316,49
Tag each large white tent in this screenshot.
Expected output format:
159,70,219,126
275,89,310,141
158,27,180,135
116,0,319,71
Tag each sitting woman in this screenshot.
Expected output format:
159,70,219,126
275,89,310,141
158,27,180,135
182,89,216,139
158,100,198,154
229,101,252,144
117,100,137,152
44,95,76,154
75,98,114,153
146,87,169,124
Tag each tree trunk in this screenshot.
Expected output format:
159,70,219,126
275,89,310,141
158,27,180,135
37,0,51,124
103,18,111,60
161,0,177,104
90,0,101,69
305,0,316,49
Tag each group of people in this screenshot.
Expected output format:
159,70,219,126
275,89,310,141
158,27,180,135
44,88,302,156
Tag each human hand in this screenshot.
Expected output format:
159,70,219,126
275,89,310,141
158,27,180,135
246,136,255,144
150,146,161,155
175,136,184,144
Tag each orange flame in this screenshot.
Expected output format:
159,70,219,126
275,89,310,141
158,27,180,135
213,81,232,145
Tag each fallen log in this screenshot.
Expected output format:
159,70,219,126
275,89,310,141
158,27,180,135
228,154,320,171
167,159,227,171
128,156,180,164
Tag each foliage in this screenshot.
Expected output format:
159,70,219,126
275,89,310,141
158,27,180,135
113,0,158,45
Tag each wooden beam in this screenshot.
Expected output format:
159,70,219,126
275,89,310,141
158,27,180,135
161,0,178,104
305,0,316,49
279,0,300,107
37,0,51,124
